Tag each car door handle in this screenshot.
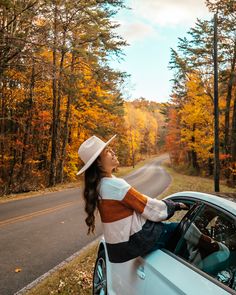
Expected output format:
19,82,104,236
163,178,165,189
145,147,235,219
137,266,145,280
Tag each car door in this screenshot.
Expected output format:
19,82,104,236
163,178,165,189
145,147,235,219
109,257,146,295
107,198,195,295
107,198,194,295
142,198,236,295
108,199,196,295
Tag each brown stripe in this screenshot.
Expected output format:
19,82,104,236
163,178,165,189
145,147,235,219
121,187,147,214
98,199,133,223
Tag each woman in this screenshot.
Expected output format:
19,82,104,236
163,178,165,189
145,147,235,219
77,134,189,263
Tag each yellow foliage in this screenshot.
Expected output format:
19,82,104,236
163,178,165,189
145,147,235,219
179,73,214,163
124,101,159,165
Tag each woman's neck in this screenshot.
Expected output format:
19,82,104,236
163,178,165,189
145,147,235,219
101,172,112,178
102,175,112,178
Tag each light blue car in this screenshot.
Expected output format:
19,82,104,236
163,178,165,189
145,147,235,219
93,191,236,295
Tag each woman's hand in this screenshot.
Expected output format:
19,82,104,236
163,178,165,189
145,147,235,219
179,202,190,210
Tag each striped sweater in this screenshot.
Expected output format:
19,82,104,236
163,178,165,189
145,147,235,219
97,175,182,263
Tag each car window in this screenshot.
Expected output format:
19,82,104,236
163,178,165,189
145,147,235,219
167,208,191,223
166,200,196,223
174,204,236,292
164,200,200,252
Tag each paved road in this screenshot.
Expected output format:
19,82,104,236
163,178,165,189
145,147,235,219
0,153,171,295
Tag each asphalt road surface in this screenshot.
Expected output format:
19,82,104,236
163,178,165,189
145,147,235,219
0,153,171,295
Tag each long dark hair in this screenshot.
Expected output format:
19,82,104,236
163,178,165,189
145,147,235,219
83,157,103,235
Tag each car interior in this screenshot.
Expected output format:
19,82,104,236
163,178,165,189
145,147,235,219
171,203,236,291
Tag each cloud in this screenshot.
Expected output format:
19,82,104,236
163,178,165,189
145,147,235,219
114,20,157,44
131,0,211,27
113,0,211,44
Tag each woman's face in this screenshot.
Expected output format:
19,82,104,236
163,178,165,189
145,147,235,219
98,146,119,174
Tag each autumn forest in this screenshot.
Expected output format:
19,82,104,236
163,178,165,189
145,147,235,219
0,0,235,195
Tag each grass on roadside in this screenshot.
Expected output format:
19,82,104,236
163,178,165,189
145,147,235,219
114,153,160,178
24,158,235,295
158,160,236,199
24,242,99,295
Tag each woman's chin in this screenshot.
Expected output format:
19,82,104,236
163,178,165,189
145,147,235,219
113,162,119,170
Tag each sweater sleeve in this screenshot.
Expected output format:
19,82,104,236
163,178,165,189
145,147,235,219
120,186,181,222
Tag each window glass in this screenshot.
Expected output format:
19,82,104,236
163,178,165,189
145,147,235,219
164,200,198,252
167,200,195,223
175,205,236,291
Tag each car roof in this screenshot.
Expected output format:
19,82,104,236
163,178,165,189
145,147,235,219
164,191,236,216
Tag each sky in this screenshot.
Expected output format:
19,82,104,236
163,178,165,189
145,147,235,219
109,0,213,103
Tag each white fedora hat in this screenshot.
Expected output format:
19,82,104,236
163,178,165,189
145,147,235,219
76,134,117,175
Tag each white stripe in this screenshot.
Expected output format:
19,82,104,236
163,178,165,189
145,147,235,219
102,213,144,244
142,196,168,222
98,177,131,201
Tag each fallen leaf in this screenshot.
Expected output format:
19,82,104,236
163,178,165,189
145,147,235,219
15,268,22,273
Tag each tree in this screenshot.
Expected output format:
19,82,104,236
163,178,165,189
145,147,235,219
168,1,236,184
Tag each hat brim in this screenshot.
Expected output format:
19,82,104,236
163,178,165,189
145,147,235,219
76,134,117,175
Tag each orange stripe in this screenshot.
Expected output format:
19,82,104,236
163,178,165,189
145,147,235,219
121,187,147,214
98,199,133,223
98,187,148,223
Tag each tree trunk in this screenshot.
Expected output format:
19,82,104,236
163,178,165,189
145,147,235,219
57,51,75,183
224,41,236,155
19,58,35,179
6,116,18,194
207,147,214,176
56,30,67,183
231,95,236,162
191,123,200,173
191,150,199,172
0,76,5,180
130,126,135,168
49,2,58,186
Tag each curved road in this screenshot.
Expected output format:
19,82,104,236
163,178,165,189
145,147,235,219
0,153,171,295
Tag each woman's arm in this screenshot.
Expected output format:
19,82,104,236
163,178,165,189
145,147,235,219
121,186,188,222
